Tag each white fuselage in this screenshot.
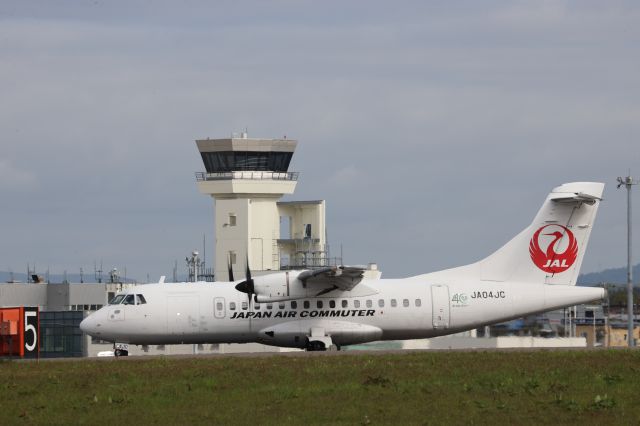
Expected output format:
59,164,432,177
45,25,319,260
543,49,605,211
79,182,608,350
80,278,604,348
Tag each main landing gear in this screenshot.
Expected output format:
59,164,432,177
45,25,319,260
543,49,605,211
305,339,340,352
305,327,340,351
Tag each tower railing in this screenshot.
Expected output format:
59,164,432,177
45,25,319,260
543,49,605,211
195,171,299,182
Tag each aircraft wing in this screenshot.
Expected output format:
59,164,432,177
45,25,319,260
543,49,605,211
298,266,366,292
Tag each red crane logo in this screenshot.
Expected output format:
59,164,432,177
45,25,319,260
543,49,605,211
529,224,578,273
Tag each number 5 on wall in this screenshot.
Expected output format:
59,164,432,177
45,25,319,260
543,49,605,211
22,307,39,357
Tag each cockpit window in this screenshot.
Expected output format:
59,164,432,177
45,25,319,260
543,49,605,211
136,294,147,305
109,295,125,305
123,294,135,305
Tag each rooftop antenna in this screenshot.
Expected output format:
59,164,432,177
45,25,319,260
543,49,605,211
80,267,84,283
27,263,36,283
617,172,639,347
186,250,201,282
94,260,103,283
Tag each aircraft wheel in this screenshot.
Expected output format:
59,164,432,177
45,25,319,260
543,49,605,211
306,341,326,351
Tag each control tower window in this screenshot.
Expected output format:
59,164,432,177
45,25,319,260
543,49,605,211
229,214,236,226
201,151,293,173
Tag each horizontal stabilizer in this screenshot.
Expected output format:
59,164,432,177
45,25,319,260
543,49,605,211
550,192,601,205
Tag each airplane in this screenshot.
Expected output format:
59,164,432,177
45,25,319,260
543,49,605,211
80,182,606,352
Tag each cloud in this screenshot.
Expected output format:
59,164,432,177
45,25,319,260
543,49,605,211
328,165,360,187
0,159,37,191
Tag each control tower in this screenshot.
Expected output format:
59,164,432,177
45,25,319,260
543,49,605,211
195,133,329,281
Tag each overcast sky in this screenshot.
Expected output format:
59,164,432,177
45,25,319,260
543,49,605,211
1,1,639,281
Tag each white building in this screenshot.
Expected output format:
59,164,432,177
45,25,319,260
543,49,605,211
195,134,333,281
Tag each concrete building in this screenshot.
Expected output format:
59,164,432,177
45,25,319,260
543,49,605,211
576,324,640,348
195,134,332,281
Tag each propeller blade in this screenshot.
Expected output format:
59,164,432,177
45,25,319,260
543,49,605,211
245,255,252,282
228,256,234,282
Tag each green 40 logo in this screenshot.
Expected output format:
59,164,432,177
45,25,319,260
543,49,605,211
451,293,468,304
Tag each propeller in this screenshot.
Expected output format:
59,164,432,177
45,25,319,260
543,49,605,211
234,255,255,302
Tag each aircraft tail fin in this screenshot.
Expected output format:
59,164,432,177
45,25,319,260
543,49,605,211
476,182,604,285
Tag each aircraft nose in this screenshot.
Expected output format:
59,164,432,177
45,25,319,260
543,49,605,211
79,315,91,333
80,313,99,335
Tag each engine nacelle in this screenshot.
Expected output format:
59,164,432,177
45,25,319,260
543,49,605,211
252,271,313,303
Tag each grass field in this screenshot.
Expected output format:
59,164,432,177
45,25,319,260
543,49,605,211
1,350,639,425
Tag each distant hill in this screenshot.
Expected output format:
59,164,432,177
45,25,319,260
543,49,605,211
578,264,640,286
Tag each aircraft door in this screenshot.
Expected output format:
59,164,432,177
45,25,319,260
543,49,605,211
431,285,450,329
214,297,226,319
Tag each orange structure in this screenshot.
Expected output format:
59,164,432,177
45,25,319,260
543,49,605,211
0,307,39,358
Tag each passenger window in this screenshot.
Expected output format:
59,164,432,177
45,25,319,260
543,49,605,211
279,303,285,309
329,300,336,308
366,300,372,308
403,299,409,307
267,304,273,310
354,300,361,308
341,300,348,308
378,299,384,308
415,299,422,307
317,301,323,309
242,301,248,310
216,302,223,311
304,301,310,309
390,299,397,307
136,294,147,305
123,295,135,305
230,302,236,310
291,301,298,309
255,304,261,310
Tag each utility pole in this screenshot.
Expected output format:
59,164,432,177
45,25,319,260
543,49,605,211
617,174,638,347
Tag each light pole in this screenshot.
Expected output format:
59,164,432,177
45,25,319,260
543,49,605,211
617,174,638,347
